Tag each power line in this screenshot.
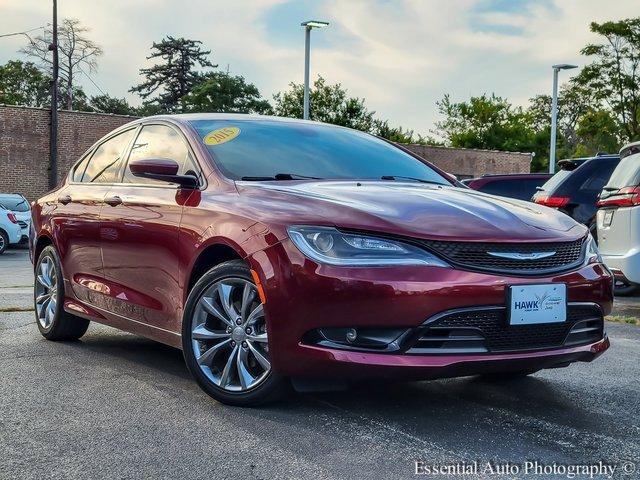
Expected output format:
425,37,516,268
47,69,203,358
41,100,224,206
0,25,46,39
77,64,106,96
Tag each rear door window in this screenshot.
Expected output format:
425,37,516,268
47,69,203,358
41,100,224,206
81,129,136,183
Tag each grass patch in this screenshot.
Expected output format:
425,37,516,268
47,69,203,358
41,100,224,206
0,306,34,313
606,315,639,326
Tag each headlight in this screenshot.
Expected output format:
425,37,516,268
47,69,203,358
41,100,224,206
287,226,450,267
585,233,602,264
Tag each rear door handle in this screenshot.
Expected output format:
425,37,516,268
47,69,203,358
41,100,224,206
58,194,72,205
104,196,123,207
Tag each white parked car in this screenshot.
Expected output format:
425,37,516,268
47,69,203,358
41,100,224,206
0,204,23,255
0,193,31,244
596,141,640,295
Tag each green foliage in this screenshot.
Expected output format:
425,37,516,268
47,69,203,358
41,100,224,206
0,60,50,107
182,71,272,114
574,109,620,156
575,18,640,141
272,76,428,143
130,36,216,112
272,76,375,131
89,94,140,116
434,94,535,152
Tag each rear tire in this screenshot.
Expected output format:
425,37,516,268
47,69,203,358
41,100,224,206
0,230,8,255
182,260,289,406
614,279,640,296
35,246,90,340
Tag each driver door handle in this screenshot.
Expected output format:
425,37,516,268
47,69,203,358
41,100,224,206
104,196,123,207
58,194,72,205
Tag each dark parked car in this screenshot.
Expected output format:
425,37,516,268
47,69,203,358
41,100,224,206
532,155,620,237
31,114,612,406
464,174,552,201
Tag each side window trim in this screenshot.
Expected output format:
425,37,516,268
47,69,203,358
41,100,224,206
71,150,93,183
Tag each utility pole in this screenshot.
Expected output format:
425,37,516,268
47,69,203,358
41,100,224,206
49,0,59,188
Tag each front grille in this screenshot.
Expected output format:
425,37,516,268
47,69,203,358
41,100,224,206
407,303,603,354
417,238,585,275
17,220,27,229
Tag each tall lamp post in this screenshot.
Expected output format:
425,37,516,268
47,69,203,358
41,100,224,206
301,20,329,120
549,63,577,174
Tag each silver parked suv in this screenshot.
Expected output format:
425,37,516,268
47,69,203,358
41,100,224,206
597,142,640,295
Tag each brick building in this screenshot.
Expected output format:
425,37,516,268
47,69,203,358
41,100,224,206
0,105,532,199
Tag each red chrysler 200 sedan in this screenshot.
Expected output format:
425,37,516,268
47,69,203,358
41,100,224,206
30,114,613,406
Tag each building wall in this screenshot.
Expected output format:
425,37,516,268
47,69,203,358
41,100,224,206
1,105,532,199
402,144,532,179
0,105,137,199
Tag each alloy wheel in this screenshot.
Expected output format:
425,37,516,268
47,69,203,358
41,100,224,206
35,256,58,329
191,278,270,392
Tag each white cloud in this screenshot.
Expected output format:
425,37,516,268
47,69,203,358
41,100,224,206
1,0,638,135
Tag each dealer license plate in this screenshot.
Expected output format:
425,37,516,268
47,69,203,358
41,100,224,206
508,284,566,325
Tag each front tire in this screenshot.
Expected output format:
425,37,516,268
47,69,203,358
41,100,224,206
182,260,288,406
35,246,90,340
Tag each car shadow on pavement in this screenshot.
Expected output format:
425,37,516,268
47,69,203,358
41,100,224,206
62,330,192,382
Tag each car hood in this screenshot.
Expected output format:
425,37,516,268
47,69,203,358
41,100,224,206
235,180,586,242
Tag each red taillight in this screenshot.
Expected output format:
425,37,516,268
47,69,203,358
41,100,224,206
534,195,570,208
596,186,640,208
6,213,17,224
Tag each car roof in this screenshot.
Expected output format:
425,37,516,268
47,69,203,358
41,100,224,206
150,113,320,126
620,141,640,159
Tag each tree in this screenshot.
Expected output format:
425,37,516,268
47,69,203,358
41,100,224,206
575,18,640,141
21,18,103,110
272,76,375,131
372,119,441,145
434,94,536,152
574,109,621,156
0,60,50,107
130,36,216,112
181,71,272,114
89,94,139,116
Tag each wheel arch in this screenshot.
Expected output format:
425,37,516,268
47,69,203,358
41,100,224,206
33,233,54,266
185,240,246,301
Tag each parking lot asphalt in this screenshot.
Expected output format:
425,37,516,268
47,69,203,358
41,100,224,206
1,249,639,479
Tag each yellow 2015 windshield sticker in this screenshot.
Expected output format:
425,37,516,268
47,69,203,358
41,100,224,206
204,127,240,146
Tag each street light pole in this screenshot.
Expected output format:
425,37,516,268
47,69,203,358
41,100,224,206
301,20,329,120
549,63,578,174
303,26,311,120
49,0,59,188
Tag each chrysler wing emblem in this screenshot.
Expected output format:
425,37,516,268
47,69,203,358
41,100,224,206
487,251,556,260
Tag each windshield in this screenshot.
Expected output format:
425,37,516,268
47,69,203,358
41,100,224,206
0,195,29,212
605,153,640,189
190,119,451,185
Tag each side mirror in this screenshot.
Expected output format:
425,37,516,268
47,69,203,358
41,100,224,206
129,158,198,189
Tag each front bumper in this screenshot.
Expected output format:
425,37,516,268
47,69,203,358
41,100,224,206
249,239,614,379
602,249,640,284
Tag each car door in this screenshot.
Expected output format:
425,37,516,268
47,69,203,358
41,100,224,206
53,128,136,305
99,123,203,334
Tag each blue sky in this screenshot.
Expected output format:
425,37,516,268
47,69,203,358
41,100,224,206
0,0,638,136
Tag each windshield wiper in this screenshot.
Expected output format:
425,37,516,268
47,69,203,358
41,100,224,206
380,175,446,186
240,173,324,181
